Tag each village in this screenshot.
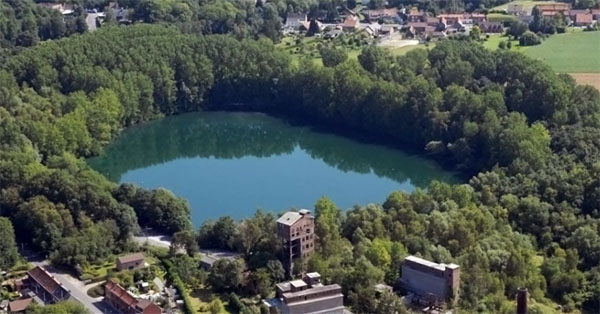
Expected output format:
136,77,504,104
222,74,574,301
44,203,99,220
280,2,599,54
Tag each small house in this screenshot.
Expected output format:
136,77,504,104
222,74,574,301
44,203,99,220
116,253,145,271
27,266,70,304
507,4,526,15
574,13,594,26
105,280,161,314
380,25,396,35
479,22,503,33
8,298,33,313
200,255,219,270
341,16,358,32
407,9,427,22
285,13,307,30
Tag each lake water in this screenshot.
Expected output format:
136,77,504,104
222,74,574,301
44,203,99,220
88,112,459,226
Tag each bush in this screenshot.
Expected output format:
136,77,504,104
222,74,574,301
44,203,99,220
519,31,542,46
228,293,245,312
87,285,105,298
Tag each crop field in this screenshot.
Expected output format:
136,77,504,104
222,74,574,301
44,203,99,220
491,0,559,11
523,31,600,73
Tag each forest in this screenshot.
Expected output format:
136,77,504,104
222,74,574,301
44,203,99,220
0,4,598,313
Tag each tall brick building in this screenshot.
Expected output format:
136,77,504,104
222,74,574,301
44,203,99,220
276,209,315,273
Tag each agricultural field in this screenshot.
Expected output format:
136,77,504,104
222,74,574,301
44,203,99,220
483,31,600,89
522,31,600,73
491,0,559,11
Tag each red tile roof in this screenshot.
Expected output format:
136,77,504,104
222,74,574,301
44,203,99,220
27,266,65,295
105,280,138,307
105,280,162,314
575,13,593,23
342,16,358,28
536,3,570,12
8,298,32,312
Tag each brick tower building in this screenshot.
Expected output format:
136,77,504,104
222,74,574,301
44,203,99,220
276,209,315,274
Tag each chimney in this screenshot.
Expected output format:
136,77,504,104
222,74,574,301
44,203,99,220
516,287,528,314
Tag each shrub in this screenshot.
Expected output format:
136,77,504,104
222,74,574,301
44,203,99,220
87,285,105,298
519,31,541,46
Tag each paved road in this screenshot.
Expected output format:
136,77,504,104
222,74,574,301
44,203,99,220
23,250,115,314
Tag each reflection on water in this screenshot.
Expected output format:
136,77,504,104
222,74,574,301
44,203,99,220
88,112,459,225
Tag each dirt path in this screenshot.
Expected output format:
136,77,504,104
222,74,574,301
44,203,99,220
570,73,600,90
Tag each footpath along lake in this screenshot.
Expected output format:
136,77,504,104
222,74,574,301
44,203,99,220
88,111,460,226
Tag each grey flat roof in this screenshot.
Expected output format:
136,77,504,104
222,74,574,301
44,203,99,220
290,280,308,288
283,284,341,299
277,212,302,226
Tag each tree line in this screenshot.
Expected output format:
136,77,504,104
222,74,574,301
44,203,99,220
0,24,598,312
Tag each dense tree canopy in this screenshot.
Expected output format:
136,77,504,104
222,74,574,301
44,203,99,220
0,23,598,313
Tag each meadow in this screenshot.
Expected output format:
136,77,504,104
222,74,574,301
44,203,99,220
523,31,600,73
491,0,560,11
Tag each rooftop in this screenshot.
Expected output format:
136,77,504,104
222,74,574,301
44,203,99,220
405,255,459,271
117,253,144,264
290,279,308,289
283,283,342,300
306,272,321,279
277,212,302,226
8,298,32,312
28,266,68,295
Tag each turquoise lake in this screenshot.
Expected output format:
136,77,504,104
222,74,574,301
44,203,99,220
88,112,459,226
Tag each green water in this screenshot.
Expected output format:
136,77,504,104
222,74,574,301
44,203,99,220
88,112,459,226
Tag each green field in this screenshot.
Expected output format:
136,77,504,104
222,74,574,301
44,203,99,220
491,0,559,11
487,13,518,23
483,31,600,73
524,31,600,73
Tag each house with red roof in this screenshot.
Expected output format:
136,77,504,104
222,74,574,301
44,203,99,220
536,3,570,16
26,266,70,304
341,16,358,32
8,298,33,313
105,280,161,314
574,13,594,26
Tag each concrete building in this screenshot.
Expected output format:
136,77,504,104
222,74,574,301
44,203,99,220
277,209,315,272
265,272,351,314
400,256,460,301
116,253,145,271
26,266,70,304
105,280,162,314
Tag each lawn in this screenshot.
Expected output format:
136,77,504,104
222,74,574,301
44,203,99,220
487,13,518,23
387,43,435,56
277,36,365,67
482,34,524,51
491,0,559,11
523,31,600,73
